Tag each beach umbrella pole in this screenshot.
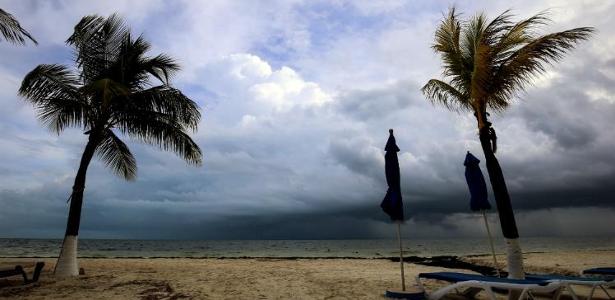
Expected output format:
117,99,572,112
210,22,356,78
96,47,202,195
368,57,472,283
482,210,500,277
396,221,406,291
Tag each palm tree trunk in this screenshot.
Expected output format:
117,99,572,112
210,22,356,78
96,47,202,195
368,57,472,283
54,133,99,277
478,125,525,279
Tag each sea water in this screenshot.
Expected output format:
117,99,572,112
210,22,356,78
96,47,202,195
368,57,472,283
1,237,614,258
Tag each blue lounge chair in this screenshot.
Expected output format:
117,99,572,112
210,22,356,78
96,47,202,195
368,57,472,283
526,274,613,300
584,268,615,278
417,272,572,300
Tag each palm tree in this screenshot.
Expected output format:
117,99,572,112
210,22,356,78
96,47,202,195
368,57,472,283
0,8,37,45
422,8,593,278
19,14,202,277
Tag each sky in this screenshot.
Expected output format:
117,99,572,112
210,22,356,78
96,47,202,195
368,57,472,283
1,0,614,240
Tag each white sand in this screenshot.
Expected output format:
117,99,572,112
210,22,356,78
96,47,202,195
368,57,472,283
1,250,613,299
464,249,615,275
0,258,453,299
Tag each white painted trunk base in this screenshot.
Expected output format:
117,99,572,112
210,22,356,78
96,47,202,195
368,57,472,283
54,235,79,277
505,238,524,279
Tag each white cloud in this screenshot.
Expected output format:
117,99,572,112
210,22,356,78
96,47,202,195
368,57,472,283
586,89,615,104
199,53,332,118
250,66,332,111
226,54,273,80
349,0,408,15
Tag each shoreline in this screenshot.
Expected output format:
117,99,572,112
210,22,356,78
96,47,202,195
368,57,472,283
1,255,490,259
6,248,615,259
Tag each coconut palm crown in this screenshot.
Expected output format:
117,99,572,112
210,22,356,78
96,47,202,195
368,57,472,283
423,8,593,128
0,8,37,45
19,14,202,276
422,8,593,278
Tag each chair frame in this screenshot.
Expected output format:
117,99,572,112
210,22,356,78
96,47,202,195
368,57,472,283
0,262,45,285
416,273,573,300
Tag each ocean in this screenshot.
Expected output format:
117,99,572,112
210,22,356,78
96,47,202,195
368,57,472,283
1,237,614,258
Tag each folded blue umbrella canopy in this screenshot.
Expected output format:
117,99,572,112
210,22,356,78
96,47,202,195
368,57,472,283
464,152,491,211
381,129,404,221
464,152,501,277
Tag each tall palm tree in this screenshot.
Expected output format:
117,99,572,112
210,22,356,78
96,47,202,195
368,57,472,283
19,14,202,277
422,8,593,278
0,8,37,45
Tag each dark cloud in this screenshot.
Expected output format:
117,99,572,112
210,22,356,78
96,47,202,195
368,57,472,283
328,135,383,181
335,80,420,121
513,64,614,150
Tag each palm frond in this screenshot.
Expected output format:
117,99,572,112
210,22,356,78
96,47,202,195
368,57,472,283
116,110,202,165
36,96,91,133
0,8,37,45
491,27,594,105
421,79,472,112
141,54,180,84
107,34,180,87
464,12,494,104
67,14,129,83
117,86,200,130
483,9,515,45
97,128,137,180
19,64,80,102
492,12,550,62
433,8,470,89
19,64,89,133
104,33,150,88
461,12,487,66
80,78,131,114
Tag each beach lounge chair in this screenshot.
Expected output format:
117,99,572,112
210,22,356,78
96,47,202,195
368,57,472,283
417,272,571,300
526,274,613,300
584,268,615,279
0,262,45,285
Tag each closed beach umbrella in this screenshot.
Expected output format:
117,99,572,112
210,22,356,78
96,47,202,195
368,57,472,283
464,151,500,276
381,129,404,222
381,129,409,293
464,152,490,211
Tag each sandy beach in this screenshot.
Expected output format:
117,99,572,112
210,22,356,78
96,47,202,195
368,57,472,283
1,250,613,299
464,249,615,276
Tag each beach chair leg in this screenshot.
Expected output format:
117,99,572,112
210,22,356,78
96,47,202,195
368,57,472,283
461,287,484,298
484,287,497,300
26,262,45,284
565,283,579,300
550,286,560,300
415,276,425,291
518,288,529,300
552,286,564,300
585,284,597,300
18,267,28,284
599,285,612,300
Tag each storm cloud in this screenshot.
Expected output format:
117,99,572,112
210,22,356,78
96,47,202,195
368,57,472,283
1,0,614,239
